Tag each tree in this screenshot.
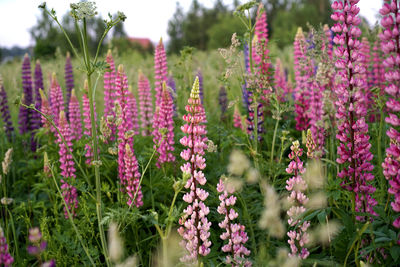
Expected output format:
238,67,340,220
207,14,246,49
167,2,185,54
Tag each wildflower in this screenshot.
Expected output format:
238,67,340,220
27,227,47,256
108,222,123,263
138,71,153,136
219,86,228,121
31,60,43,130
305,129,316,159
39,89,52,131
285,141,310,259
103,50,117,141
274,58,290,102
372,38,385,92
178,77,211,263
82,80,97,165
322,24,333,60
167,74,177,117
64,52,74,118
152,82,175,168
233,105,243,130
154,38,168,109
70,1,97,20
2,148,13,176
57,111,78,218
68,89,82,140
217,178,251,266
0,78,14,140
127,86,139,135
228,150,250,177
49,73,65,129
0,226,13,266
332,0,377,221
18,53,34,135
0,197,13,205
380,0,400,228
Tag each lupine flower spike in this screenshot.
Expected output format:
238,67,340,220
217,178,251,266
167,74,177,116
0,77,14,140
154,38,168,108
68,89,82,140
39,89,52,131
57,110,78,218
27,227,55,267
32,60,43,129
372,38,385,92
0,226,13,266
233,105,243,130
82,80,96,165
104,49,117,141
219,86,228,121
331,0,377,221
152,82,175,168
65,51,74,118
380,0,400,228
178,76,211,263
274,58,290,101
286,141,310,259
18,53,33,135
127,86,140,135
138,71,153,136
49,73,65,129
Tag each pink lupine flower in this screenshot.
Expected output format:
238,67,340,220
293,27,311,131
82,81,96,165
68,89,82,140
138,71,153,136
0,227,13,267
332,0,377,221
57,111,78,218
233,106,243,130
115,65,142,206
308,79,325,156
217,179,251,266
380,0,400,228
103,49,117,141
360,37,376,122
178,76,211,264
39,89,52,131
49,74,65,129
127,87,140,135
152,82,175,168
323,24,333,60
154,38,168,108
274,58,290,101
372,39,385,92
285,141,310,259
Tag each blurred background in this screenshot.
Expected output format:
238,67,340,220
0,0,381,62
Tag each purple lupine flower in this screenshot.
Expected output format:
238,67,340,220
82,81,96,165
65,52,74,118
27,227,47,256
138,71,153,136
217,179,251,266
0,226,14,266
19,53,34,135
219,86,228,121
293,28,311,131
178,77,211,263
309,76,325,157
103,49,117,141
115,65,142,207
380,0,400,228
68,89,82,141
331,0,377,221
0,82,14,140
57,111,78,218
286,141,310,259
152,82,175,168
32,60,43,129
167,74,177,116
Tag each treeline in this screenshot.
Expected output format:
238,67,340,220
167,0,332,53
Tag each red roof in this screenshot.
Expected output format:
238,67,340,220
128,37,152,49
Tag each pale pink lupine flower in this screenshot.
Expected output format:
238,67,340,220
82,81,97,165
104,49,117,141
68,89,82,140
138,71,153,136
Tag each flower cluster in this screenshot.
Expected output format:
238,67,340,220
49,74,65,129
82,81,97,165
31,59,43,130
65,52,74,117
178,77,211,263
18,54,34,135
380,0,400,228
274,58,290,102
285,141,310,259
152,82,175,168
372,39,385,92
68,89,82,140
127,87,139,135
57,111,78,218
138,71,153,136
332,0,377,221
27,227,55,267
0,78,14,140
0,226,13,267
233,106,243,130
103,49,117,141
217,178,251,266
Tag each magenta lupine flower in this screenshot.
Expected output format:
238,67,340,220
217,179,251,266
285,141,310,259
323,24,334,60
68,89,82,140
152,82,175,168
380,0,400,228
127,88,140,135
115,65,142,206
293,28,311,131
0,227,13,267
65,52,74,118
138,71,153,136
124,143,142,207
154,38,168,108
233,106,243,130
360,37,376,122
104,49,117,141
178,77,211,263
49,74,65,129
39,89,52,131
274,58,290,101
331,0,377,221
0,83,14,140
372,39,385,92
82,81,96,165
309,80,325,156
18,53,33,135
57,111,78,218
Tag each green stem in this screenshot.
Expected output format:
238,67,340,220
49,164,96,266
343,222,369,267
270,119,280,164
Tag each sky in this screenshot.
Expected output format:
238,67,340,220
0,0,384,49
